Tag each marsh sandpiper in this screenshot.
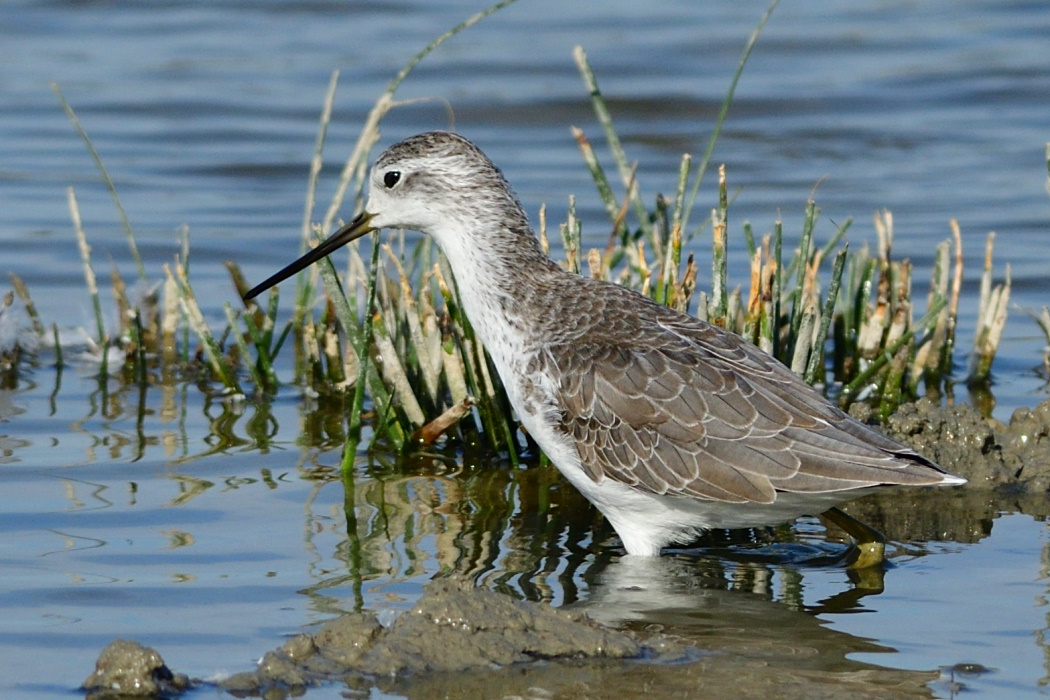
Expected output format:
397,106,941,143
245,131,965,557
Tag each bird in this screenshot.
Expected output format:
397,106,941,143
244,131,965,557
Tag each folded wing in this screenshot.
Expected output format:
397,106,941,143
552,317,949,504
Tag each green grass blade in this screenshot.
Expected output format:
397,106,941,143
166,263,239,391
224,303,265,391
742,222,757,259
804,245,847,385
344,233,385,468
681,0,780,235
9,274,45,339
52,82,147,282
772,220,782,360
819,217,852,262
297,70,340,311
670,153,692,238
788,200,818,345
573,45,653,240
571,126,626,241
51,322,64,369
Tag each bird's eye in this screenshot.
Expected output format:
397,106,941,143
383,171,401,188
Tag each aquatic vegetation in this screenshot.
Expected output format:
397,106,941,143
0,290,39,389
0,0,1017,457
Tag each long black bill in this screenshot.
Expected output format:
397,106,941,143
243,211,377,301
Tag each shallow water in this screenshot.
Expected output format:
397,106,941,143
3,1,1050,698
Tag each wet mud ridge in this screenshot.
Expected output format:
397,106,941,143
853,395,1050,491
83,577,679,699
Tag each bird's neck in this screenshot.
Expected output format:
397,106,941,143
432,209,560,356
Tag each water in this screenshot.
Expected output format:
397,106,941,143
3,1,1050,697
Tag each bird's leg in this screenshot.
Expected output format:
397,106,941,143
821,506,887,570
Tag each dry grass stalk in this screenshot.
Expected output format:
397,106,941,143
383,244,440,404
587,248,603,280
970,232,1010,382
10,274,45,338
164,262,238,390
372,316,426,427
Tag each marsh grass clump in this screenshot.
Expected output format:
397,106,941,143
565,48,1009,422
3,0,1020,462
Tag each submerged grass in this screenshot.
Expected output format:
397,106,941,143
2,0,1022,462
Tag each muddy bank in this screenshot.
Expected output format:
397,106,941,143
223,576,652,692
851,395,1050,490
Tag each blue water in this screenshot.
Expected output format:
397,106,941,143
3,1,1050,698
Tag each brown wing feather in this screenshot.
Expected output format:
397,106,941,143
553,307,947,504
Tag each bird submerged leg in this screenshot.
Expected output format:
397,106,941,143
822,506,887,570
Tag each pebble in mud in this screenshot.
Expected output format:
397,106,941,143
82,639,190,698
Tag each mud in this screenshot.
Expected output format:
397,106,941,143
83,639,190,698
83,576,936,700
83,578,652,699
221,576,646,694
852,394,1050,490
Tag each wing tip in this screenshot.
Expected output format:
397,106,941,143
934,471,967,486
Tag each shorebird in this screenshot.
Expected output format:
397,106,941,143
245,131,964,557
